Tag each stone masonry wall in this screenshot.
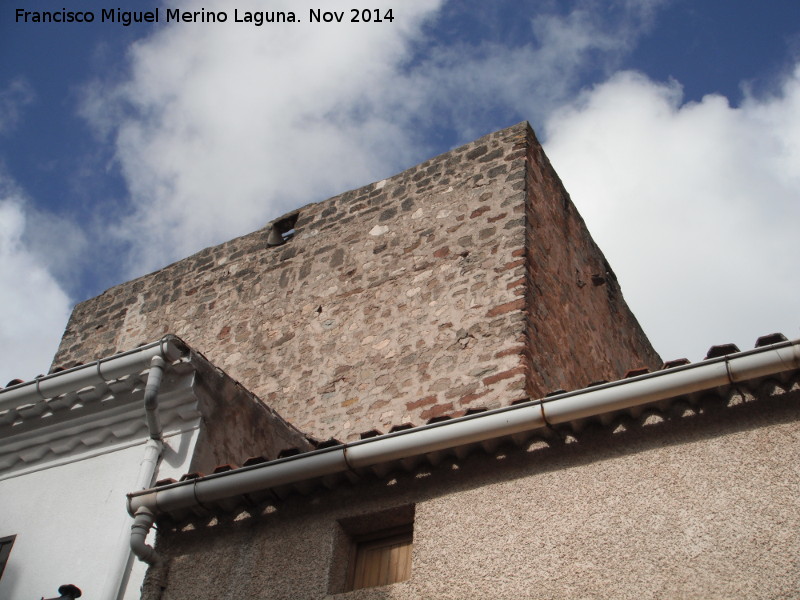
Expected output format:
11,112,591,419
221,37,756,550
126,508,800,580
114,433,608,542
53,122,659,442
187,350,314,472
521,126,660,393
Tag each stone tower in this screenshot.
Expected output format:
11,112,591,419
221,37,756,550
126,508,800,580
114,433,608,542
53,122,660,441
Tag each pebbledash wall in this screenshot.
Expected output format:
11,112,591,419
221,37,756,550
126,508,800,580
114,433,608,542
53,122,659,442
143,383,800,600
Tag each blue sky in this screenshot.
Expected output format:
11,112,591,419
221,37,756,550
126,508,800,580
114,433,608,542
1,0,799,383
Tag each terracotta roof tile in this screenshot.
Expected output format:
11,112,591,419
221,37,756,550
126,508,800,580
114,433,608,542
316,438,343,449
389,423,414,432
587,380,609,387
155,341,800,514
212,464,236,474
755,332,788,347
427,415,452,424
705,344,740,359
277,448,302,458
662,358,691,369
359,429,383,440
624,367,650,378
16,330,800,513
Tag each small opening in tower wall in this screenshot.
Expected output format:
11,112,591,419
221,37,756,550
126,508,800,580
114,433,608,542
266,211,300,246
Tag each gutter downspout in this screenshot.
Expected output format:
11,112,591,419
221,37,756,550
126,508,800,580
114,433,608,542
106,356,168,599
128,356,167,567
143,356,165,442
127,338,800,519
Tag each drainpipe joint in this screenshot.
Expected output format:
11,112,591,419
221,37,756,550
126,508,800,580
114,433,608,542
130,507,161,566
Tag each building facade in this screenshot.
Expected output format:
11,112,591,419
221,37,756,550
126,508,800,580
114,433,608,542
3,122,797,599
0,338,309,599
139,353,800,599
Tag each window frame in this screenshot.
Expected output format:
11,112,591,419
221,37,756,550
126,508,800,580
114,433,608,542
346,524,413,591
329,504,415,595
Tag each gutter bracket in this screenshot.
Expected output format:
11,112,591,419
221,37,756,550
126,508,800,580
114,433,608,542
192,478,215,514
342,446,358,474
538,399,564,441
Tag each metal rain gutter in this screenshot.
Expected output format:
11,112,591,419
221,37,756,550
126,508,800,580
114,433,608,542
127,338,800,525
0,335,188,411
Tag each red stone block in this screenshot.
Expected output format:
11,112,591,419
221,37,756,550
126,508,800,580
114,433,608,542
486,298,526,318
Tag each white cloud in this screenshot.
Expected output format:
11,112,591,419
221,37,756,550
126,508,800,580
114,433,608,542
399,0,665,140
0,78,34,135
2,0,672,381
82,0,667,278
74,0,799,363
543,67,800,360
0,177,73,384
82,0,445,276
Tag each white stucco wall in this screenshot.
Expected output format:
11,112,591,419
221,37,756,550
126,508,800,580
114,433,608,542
0,429,199,600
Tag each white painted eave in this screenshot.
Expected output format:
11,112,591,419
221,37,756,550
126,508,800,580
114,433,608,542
0,336,200,476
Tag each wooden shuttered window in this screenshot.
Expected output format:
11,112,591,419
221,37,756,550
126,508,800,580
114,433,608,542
347,525,413,591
